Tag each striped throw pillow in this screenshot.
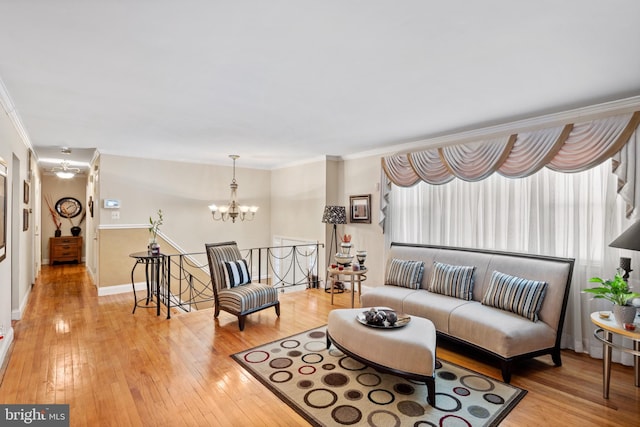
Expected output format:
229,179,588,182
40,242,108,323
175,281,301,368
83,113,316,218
482,271,547,322
428,262,475,300
223,259,251,288
385,259,424,289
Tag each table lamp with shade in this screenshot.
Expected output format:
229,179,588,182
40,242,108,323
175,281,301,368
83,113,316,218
609,219,640,281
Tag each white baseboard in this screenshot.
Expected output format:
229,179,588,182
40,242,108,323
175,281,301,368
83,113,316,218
0,326,15,371
278,284,309,293
98,282,146,296
11,284,32,320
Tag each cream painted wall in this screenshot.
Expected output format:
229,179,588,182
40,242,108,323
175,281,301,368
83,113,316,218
323,158,342,270
270,158,329,284
0,101,35,367
98,228,213,310
269,155,388,289
41,174,87,264
269,155,389,288
270,159,327,242
98,228,172,288
341,155,386,288
96,154,271,288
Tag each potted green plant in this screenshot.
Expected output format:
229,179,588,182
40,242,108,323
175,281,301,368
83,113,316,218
584,273,640,326
148,209,163,255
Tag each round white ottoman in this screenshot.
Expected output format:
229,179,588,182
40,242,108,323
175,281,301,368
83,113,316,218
327,307,437,406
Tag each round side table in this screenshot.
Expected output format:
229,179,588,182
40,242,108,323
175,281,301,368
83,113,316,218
327,266,367,307
590,311,640,398
130,251,167,317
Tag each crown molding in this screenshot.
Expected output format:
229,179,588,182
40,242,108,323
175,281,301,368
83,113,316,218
272,155,342,170
344,95,640,160
0,76,33,151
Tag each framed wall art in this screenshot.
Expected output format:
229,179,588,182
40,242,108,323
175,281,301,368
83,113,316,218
24,180,29,204
23,208,29,231
0,157,6,262
349,194,371,224
27,149,33,179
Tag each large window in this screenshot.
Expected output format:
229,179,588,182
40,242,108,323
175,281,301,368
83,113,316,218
389,161,612,261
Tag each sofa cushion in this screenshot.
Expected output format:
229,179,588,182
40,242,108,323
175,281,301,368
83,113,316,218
361,286,418,313
481,270,547,322
448,301,556,358
223,259,251,288
428,262,475,300
385,259,424,289
402,290,473,334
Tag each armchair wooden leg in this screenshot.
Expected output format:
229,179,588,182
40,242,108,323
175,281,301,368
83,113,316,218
238,315,246,331
500,361,512,383
275,302,281,317
426,378,436,407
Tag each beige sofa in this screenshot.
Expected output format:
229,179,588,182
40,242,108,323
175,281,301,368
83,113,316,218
360,243,574,382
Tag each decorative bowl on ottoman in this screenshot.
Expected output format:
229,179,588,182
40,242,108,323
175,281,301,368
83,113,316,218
356,308,410,328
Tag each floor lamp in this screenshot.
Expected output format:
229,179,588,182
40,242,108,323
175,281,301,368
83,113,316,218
322,205,347,292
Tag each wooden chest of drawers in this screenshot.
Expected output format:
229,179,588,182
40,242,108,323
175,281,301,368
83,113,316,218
49,236,82,265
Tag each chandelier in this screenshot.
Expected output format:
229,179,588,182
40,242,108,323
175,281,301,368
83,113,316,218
52,160,80,179
208,155,258,223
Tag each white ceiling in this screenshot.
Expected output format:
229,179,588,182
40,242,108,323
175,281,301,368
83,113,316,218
1,1,640,170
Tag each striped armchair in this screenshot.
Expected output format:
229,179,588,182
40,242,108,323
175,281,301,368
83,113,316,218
205,241,280,331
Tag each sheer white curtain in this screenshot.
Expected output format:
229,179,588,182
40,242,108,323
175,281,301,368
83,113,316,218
387,160,639,365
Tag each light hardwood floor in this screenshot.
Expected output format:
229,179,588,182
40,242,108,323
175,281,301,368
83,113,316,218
1,264,638,426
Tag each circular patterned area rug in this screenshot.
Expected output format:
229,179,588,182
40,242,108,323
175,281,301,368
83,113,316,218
232,326,526,427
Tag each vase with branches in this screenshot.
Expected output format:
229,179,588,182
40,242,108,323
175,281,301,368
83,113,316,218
44,195,62,237
148,209,163,255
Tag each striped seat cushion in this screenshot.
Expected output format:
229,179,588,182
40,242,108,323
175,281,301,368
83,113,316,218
385,259,424,289
218,283,279,313
428,262,475,300
482,270,548,322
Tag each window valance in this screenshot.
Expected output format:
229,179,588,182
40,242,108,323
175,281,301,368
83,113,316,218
380,110,640,229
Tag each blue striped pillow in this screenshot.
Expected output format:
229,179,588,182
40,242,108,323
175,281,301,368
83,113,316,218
482,271,547,322
223,259,251,288
428,262,475,300
385,259,424,289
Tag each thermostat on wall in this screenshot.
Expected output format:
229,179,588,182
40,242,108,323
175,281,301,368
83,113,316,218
103,199,120,209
